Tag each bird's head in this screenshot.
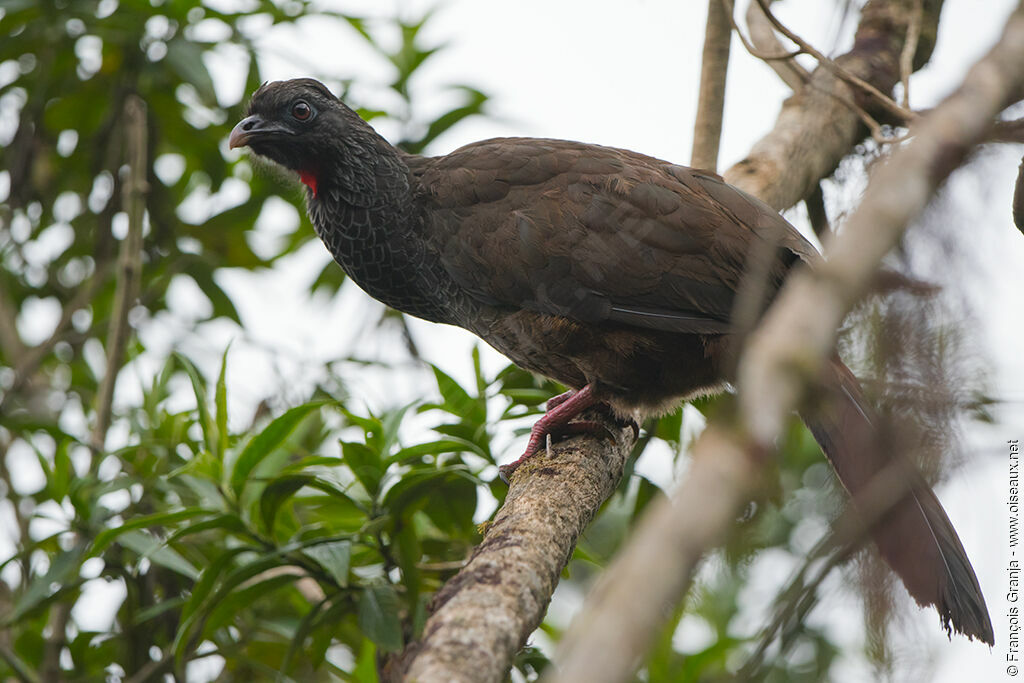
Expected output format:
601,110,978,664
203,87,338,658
229,78,380,198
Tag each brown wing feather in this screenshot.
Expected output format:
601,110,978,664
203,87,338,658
408,138,818,333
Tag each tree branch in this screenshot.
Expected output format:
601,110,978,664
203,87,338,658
899,0,925,108
724,0,944,211
1014,155,1024,232
753,0,917,125
90,95,148,451
742,0,810,90
691,0,733,171
548,5,1024,682
389,414,635,683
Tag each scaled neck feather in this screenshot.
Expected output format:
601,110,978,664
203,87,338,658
304,124,454,323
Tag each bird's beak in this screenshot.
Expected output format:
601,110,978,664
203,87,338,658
229,115,290,149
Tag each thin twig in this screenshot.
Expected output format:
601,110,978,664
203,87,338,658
990,117,1024,143
692,0,733,171
39,602,71,683
737,458,919,681
0,265,111,413
740,0,811,90
899,0,924,109
806,183,831,239
721,0,805,63
0,286,27,366
754,0,917,125
0,641,39,683
722,0,897,147
90,95,148,451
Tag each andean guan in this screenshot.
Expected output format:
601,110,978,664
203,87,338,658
229,78,993,644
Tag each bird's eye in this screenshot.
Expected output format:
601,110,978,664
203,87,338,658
291,101,312,121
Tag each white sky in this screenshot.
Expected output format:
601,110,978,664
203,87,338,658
8,1,1022,680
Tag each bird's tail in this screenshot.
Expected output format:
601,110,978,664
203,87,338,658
799,357,993,644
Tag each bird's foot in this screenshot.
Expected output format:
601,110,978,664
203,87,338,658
545,389,576,410
499,385,603,483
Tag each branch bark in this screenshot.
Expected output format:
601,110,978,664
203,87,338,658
549,6,1024,682
90,95,148,450
744,0,810,90
691,0,732,171
389,413,635,682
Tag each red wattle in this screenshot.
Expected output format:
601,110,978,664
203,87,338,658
299,170,318,197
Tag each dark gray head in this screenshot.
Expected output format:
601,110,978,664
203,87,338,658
229,78,392,199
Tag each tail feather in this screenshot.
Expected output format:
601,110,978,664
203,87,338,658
800,358,993,644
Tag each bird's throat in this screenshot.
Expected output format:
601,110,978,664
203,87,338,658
299,170,318,198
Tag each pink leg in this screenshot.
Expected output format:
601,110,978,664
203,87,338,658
546,389,576,410
499,384,602,483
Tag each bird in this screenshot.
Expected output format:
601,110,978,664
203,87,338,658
229,78,993,644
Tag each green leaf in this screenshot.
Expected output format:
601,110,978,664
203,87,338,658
176,353,218,459
422,473,477,536
338,406,385,452
9,545,85,623
431,365,485,424
215,344,231,457
302,539,351,588
358,584,403,652
393,523,420,602
173,546,252,664
91,508,211,556
341,441,383,498
382,466,475,522
633,476,663,522
353,638,379,683
280,595,332,677
165,37,218,105
230,401,327,496
654,405,685,452
203,572,298,634
116,530,199,580
260,474,313,534
279,455,345,474
386,437,484,465
186,266,244,323
404,87,487,154
499,388,555,406
164,513,250,545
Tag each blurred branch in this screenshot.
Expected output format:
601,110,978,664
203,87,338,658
989,117,1024,141
549,7,1024,682
389,413,635,683
0,270,109,412
1015,156,1024,233
742,0,810,90
806,183,831,239
39,602,71,683
0,640,39,683
0,288,27,366
90,95,148,451
691,0,732,171
738,458,918,680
